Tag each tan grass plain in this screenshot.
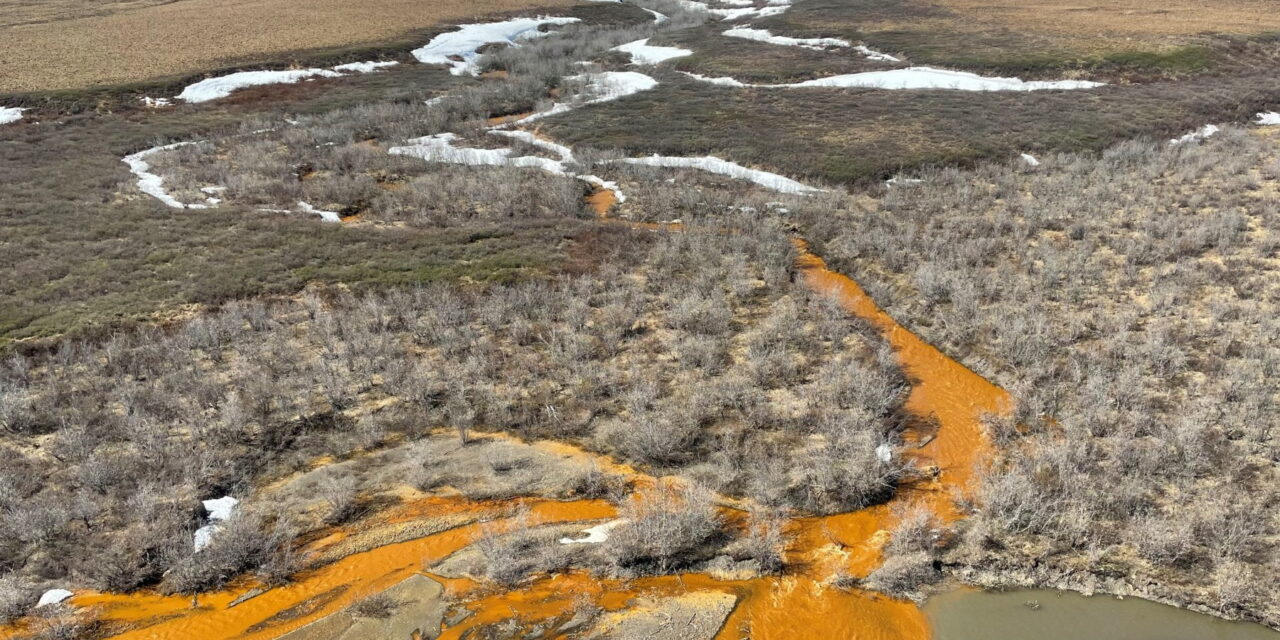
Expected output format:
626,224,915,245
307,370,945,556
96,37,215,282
0,0,580,93
937,0,1280,40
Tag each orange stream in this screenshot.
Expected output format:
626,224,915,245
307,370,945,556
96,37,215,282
3,234,1008,640
585,187,618,216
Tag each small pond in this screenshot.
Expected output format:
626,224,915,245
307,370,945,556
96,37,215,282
925,588,1280,640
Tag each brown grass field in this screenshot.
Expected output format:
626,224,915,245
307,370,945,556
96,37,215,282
0,0,580,93
936,0,1280,40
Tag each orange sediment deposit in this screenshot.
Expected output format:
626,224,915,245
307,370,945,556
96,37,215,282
427,239,1008,640
793,240,1010,519
66,498,614,640
486,112,534,126
586,185,619,216
7,231,1012,640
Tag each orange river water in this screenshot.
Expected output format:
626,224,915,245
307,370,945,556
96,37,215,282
1,226,1009,640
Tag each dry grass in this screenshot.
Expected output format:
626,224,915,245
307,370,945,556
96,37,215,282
761,0,1280,80
936,0,1280,40
794,127,1280,627
0,0,581,93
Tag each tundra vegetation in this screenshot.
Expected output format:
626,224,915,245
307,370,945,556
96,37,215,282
0,205,909,622
3,0,1280,635
796,127,1280,626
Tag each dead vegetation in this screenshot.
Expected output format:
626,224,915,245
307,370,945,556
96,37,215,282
0,199,908,618
796,126,1280,626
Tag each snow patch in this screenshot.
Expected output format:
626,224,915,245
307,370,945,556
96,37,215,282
621,154,822,194
178,69,343,103
1169,124,1219,145
123,142,209,209
332,61,399,73
1255,112,1280,126
411,17,581,76
36,589,73,608
390,131,629,208
644,8,669,23
517,71,658,123
612,39,693,65
722,27,849,50
855,45,900,62
194,496,239,552
297,201,342,223
0,107,24,125
559,519,626,544
574,71,659,103
709,5,788,19
675,0,711,11
786,67,1102,91
491,130,575,161
885,176,923,186
683,66,1103,91
679,71,749,87
141,97,172,108
390,132,569,175
203,496,239,521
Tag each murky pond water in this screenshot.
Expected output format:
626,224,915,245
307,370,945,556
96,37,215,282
925,588,1280,640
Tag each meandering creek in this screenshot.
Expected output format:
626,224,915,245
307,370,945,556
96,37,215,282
5,195,1273,639
23,229,1005,640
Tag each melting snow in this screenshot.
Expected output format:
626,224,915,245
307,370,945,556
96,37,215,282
177,60,400,102
178,69,343,103
391,131,629,207
203,496,238,522
683,66,1103,91
855,45,900,62
718,30,899,61
517,71,658,123
1170,124,1219,145
332,61,399,73
390,132,569,175
722,27,849,50
574,71,659,103
0,107,24,125
141,97,172,108
710,5,788,19
297,201,342,223
675,0,711,11
36,589,74,607
885,176,923,186
411,17,581,75
491,130,575,161
612,39,693,65
194,496,239,552
1256,112,1280,126
559,519,626,544
621,155,822,194
786,67,1102,90
679,71,749,87
123,142,209,209
644,8,669,22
